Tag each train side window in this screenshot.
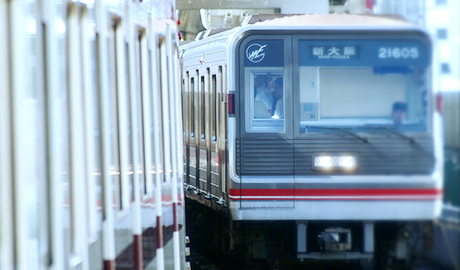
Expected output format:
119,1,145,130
182,76,187,138
158,36,170,184
200,75,205,140
137,26,154,197
125,41,134,201
211,74,217,141
109,13,131,212
217,66,223,142
218,66,223,104
81,3,98,242
67,2,91,256
190,77,195,138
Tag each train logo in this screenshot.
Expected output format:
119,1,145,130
246,43,267,63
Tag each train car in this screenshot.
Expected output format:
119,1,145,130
180,14,443,269
0,0,185,269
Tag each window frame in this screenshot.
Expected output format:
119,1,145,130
190,76,195,138
244,68,285,133
441,62,450,74
136,25,154,198
292,34,433,138
200,75,206,140
437,28,448,40
211,73,217,141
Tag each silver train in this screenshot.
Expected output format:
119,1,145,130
180,14,443,269
1,0,185,269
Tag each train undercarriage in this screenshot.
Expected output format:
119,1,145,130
186,198,432,270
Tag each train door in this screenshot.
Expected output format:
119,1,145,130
208,66,222,200
238,36,294,209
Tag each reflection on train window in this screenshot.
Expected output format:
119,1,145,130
212,74,217,141
246,70,284,133
218,66,223,141
190,77,195,137
137,26,151,196
200,76,205,140
110,14,127,211
182,78,186,138
298,66,427,132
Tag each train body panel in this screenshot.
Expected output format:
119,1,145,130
228,174,441,221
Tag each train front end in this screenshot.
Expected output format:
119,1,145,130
227,21,442,266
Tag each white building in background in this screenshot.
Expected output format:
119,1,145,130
353,0,460,92
372,0,426,25
425,0,460,92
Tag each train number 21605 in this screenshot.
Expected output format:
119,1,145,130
379,47,419,59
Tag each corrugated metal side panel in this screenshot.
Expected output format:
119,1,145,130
294,136,434,175
237,138,294,175
237,134,435,175
442,92,460,149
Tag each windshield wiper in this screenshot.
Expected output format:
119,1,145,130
358,126,415,144
305,126,368,143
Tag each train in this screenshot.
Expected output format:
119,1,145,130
0,0,185,269
180,14,443,269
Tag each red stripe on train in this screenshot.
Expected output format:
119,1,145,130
228,188,442,200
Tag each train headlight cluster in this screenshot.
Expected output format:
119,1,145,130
312,154,358,171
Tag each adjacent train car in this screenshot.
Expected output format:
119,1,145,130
0,0,185,269
181,14,443,269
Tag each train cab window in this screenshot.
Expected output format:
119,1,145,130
245,72,284,132
243,39,285,133
297,40,429,133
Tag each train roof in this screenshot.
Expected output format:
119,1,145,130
180,13,424,67
184,13,417,43
243,13,411,26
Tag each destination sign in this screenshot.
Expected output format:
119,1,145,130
310,46,359,60
300,39,429,67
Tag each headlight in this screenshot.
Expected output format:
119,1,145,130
338,156,357,170
312,154,358,171
314,156,333,169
